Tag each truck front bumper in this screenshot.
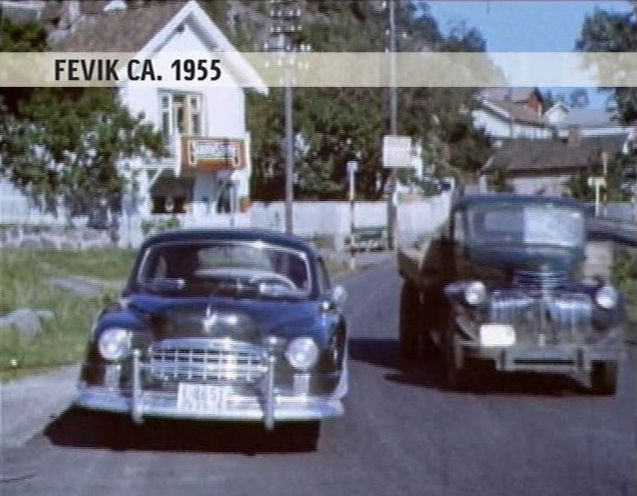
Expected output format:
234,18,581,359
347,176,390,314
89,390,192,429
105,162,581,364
457,339,623,373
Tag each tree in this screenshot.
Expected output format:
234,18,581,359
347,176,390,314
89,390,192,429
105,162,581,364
243,0,492,199
1,88,166,220
576,3,637,124
0,15,166,222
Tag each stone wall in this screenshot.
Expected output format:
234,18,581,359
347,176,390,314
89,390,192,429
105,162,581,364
0,225,116,250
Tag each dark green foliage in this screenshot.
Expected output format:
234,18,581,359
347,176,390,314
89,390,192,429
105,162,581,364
0,16,47,51
0,15,166,220
239,0,492,199
1,88,166,218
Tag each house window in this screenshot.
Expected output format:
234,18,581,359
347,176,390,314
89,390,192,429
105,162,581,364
159,91,203,138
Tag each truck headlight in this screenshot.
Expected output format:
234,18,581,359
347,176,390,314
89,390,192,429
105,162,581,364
285,337,319,371
595,285,618,310
98,328,132,361
464,281,487,306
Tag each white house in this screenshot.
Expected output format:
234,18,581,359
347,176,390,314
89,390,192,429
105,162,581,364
0,0,267,237
53,0,267,232
544,103,630,140
472,88,553,140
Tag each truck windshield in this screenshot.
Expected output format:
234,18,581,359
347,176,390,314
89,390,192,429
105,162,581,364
464,203,585,248
137,241,311,298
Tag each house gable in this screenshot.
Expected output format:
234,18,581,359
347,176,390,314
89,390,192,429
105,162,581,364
51,0,267,94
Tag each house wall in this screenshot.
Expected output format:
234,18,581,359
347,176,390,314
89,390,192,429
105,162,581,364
510,175,572,196
117,17,251,221
472,109,552,139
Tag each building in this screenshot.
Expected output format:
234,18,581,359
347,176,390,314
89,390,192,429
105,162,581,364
473,87,553,140
544,103,631,141
480,134,628,196
1,0,267,236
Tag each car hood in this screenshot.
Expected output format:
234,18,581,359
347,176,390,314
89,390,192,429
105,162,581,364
125,294,327,345
467,244,584,273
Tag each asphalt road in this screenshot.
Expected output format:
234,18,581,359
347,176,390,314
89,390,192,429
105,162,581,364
2,260,636,496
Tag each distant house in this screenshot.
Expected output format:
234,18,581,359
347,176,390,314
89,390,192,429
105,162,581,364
545,103,630,140
473,87,553,140
1,0,267,235
480,134,628,196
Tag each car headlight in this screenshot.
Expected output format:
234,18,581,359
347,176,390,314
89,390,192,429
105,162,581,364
464,281,487,306
285,337,319,371
98,328,132,361
595,285,618,310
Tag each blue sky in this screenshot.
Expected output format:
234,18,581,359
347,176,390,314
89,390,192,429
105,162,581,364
426,1,634,107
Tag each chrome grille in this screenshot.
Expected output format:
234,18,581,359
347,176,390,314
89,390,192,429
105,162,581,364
489,290,534,329
513,271,568,292
488,291,593,344
546,293,593,336
148,338,267,384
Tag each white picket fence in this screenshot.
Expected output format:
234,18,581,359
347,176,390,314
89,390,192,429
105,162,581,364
1,176,452,249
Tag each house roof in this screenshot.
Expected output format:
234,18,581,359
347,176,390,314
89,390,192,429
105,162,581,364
50,1,186,52
48,0,267,94
485,135,628,174
481,87,540,103
482,99,545,126
555,108,620,129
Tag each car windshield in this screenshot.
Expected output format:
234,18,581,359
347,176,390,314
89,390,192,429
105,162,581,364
137,241,311,298
463,203,585,248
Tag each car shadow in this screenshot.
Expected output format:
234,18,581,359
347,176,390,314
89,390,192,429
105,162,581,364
45,407,319,454
349,337,592,396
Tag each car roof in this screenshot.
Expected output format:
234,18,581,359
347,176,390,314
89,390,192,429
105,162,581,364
142,229,316,255
454,194,585,212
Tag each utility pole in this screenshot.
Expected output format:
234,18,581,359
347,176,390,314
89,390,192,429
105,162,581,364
266,0,306,235
387,0,398,249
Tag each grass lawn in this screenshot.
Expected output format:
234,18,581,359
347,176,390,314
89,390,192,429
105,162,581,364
0,247,353,382
0,248,136,382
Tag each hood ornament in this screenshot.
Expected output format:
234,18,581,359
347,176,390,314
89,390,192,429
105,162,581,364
202,298,218,334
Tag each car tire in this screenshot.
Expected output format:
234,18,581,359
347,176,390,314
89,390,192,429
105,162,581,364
591,361,618,395
399,282,421,360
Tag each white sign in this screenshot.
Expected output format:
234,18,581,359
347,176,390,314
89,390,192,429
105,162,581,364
347,160,359,175
383,135,413,168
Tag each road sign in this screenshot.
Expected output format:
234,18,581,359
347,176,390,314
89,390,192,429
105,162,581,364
347,160,359,175
383,135,412,168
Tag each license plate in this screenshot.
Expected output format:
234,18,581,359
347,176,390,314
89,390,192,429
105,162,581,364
177,383,230,414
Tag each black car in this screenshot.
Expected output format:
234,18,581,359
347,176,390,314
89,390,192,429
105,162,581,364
75,229,348,447
398,194,624,394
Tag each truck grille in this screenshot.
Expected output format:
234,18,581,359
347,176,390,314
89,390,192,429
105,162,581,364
513,271,568,292
489,291,592,344
148,338,267,384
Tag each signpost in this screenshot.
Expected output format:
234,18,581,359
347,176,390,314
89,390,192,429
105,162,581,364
347,160,359,270
383,135,417,249
588,176,606,217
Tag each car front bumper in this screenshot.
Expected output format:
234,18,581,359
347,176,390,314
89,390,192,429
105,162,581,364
75,350,344,428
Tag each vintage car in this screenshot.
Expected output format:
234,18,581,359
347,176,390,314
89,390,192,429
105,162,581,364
398,194,624,394
75,229,348,447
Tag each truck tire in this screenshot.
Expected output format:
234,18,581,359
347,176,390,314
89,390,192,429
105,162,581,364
443,324,467,391
591,362,618,395
399,282,421,360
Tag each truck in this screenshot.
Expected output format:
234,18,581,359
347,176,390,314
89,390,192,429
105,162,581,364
397,194,624,394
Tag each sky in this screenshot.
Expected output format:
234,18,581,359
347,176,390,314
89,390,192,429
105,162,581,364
426,0,635,107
